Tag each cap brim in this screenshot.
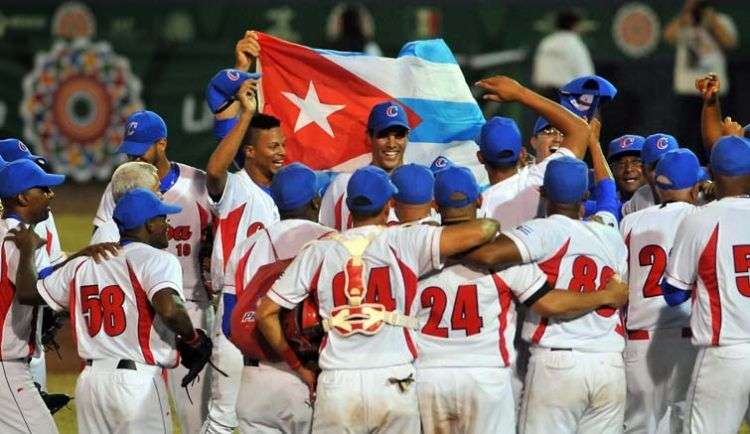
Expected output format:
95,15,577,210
157,203,183,216
117,140,152,156
371,121,410,135
38,173,65,187
608,149,641,161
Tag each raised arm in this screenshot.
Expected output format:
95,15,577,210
475,75,590,159
588,118,612,182
215,31,261,122
439,218,500,258
698,74,724,151
206,79,258,199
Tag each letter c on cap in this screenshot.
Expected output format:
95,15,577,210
385,105,399,117
127,121,138,136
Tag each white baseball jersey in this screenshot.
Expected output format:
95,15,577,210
320,171,399,231
269,224,443,370
505,213,628,352
414,263,548,368
0,218,50,360
664,197,750,347
621,184,655,217
92,163,213,301
223,219,332,298
38,212,64,266
210,170,280,291
479,148,574,229
37,242,185,366
620,202,697,331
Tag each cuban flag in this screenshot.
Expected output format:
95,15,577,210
256,32,486,182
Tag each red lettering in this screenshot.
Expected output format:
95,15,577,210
733,245,750,297
639,244,667,298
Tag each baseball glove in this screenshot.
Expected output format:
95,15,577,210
40,306,64,357
34,382,72,415
176,329,213,387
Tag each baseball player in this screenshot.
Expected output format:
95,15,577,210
465,154,629,432
0,159,64,434
619,149,702,434
204,72,281,432
389,163,437,225
476,76,590,230
256,165,500,433
11,188,212,434
661,136,750,434
319,100,409,230
414,165,629,434
528,116,563,162
91,110,214,434
621,134,679,216
223,163,332,433
0,138,65,397
608,135,647,203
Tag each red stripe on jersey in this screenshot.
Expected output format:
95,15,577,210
334,195,345,231
698,224,721,346
197,203,210,233
45,229,53,256
27,308,38,357
531,239,571,344
492,273,513,367
306,264,327,352
68,261,87,354
234,244,255,299
623,231,631,328
128,262,156,365
219,204,247,272
391,247,419,359
0,244,14,359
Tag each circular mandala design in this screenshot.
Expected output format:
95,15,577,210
612,3,661,58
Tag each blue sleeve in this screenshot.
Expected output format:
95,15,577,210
583,199,597,218
593,179,622,222
213,117,239,140
222,293,237,338
38,266,54,279
661,281,691,306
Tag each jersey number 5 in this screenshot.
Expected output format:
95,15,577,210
81,285,127,337
420,285,484,337
733,245,750,296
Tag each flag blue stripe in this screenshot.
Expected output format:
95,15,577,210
398,39,458,65
399,98,484,143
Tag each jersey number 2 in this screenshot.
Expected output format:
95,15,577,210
420,285,484,337
81,285,126,337
639,245,667,298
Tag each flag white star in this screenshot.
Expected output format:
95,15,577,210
282,81,345,138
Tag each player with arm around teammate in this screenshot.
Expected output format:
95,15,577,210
256,165,500,433
414,165,629,434
661,136,750,434
619,149,702,434
10,188,212,434
223,163,332,434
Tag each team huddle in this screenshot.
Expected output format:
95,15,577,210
1,30,749,434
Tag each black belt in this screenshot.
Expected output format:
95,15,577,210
85,359,137,370
243,356,259,367
550,347,572,351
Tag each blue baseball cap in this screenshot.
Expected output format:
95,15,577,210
271,163,317,212
206,69,261,114
113,188,182,231
0,159,65,198
533,117,551,135
607,135,645,160
367,101,410,136
710,136,750,176
478,117,522,166
391,163,434,205
430,155,454,173
346,166,398,214
642,134,679,166
0,138,47,166
434,166,480,208
543,157,589,204
655,149,700,190
698,166,711,183
118,111,168,156
560,75,618,101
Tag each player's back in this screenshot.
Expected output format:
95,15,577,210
506,214,628,352
480,172,541,230
270,223,442,370
319,172,352,231
55,243,183,366
620,202,696,331
666,198,750,346
414,262,546,369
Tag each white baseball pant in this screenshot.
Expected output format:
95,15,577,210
312,363,420,433
623,328,696,434
417,366,515,434
200,299,243,434
236,361,312,433
76,358,171,434
168,300,214,434
519,348,626,434
0,359,58,434
683,343,750,434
